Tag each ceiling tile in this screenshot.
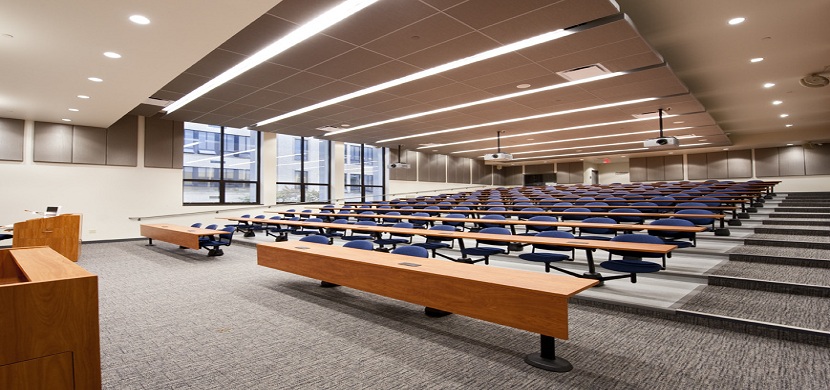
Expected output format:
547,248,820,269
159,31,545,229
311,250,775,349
232,89,292,108
269,33,356,70
265,0,344,25
307,48,391,80
342,61,421,87
184,49,247,79
232,62,298,88
323,1,438,46
399,32,500,69
219,14,298,56
265,71,337,95
202,83,260,103
479,0,620,43
362,12,475,59
443,0,560,30
159,72,210,94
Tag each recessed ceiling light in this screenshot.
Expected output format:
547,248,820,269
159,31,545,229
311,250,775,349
728,17,746,25
772,100,783,105
699,139,708,142
750,57,764,63
340,124,350,127
763,82,775,88
88,77,103,82
516,84,531,89
527,138,534,141
786,143,794,146
77,95,90,99
129,15,150,25
668,152,674,155
104,52,122,59
68,108,79,112
779,114,789,118
673,121,685,124
620,155,626,158
723,148,729,151
61,118,72,122
785,124,793,127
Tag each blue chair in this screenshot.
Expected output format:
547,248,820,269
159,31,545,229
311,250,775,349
518,231,575,273
379,211,402,227
561,207,591,222
321,218,350,242
190,223,202,228
609,208,643,224
648,218,697,247
675,202,707,210
674,209,716,231
408,212,432,229
577,217,618,241
459,227,512,265
477,214,506,230
693,196,721,207
584,201,609,212
342,221,379,241
291,218,324,237
650,196,675,207
521,215,559,235
356,210,377,222
374,222,415,251
343,240,375,251
442,213,468,231
391,245,429,258
604,197,628,206
630,201,659,213
412,225,458,260
198,224,219,245
423,205,441,216
226,214,251,233
519,207,545,220
299,234,331,245
600,234,666,282
266,216,297,241
199,226,236,256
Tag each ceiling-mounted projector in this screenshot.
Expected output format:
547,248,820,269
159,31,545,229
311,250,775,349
644,136,679,148
484,152,513,162
387,162,411,169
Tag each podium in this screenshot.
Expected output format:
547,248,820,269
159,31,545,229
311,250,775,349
12,214,82,261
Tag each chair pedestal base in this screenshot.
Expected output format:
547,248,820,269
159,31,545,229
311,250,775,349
207,249,224,256
320,281,339,288
524,335,572,372
714,228,730,236
244,231,256,238
424,307,452,317
581,272,605,286
728,219,743,226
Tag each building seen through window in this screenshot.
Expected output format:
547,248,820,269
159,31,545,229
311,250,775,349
276,135,330,203
183,123,260,204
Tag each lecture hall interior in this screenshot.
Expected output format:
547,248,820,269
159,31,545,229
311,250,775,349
1,0,829,389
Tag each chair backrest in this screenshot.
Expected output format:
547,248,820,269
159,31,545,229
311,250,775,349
554,202,573,207
190,223,202,228
609,233,664,245
391,222,414,229
477,227,512,246
650,196,675,206
562,207,591,221
648,218,696,238
343,240,374,250
535,230,575,239
675,209,715,225
692,196,721,206
204,224,218,230
580,217,617,234
391,245,429,258
609,208,643,223
217,226,236,243
354,220,377,227
299,235,330,245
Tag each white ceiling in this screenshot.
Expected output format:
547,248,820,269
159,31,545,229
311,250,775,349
2,0,828,165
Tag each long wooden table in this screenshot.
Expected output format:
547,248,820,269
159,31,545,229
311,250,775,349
140,224,228,250
258,240,597,372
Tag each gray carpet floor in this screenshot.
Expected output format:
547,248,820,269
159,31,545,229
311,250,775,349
80,241,830,390
747,234,830,243
711,261,830,287
727,244,830,260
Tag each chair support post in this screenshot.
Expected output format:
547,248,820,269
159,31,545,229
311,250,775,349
524,334,573,372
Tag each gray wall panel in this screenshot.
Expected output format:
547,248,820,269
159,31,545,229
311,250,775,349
754,147,779,177
706,151,728,178
779,146,805,176
0,117,24,161
503,166,523,185
72,126,107,165
727,149,752,178
569,162,584,184
492,167,505,186
646,156,665,181
172,121,184,169
664,155,684,180
447,156,471,183
687,153,707,180
629,158,647,182
805,144,830,175
473,160,491,185
525,163,554,175
144,117,174,168
428,154,447,183
417,152,428,182
106,115,138,166
33,122,73,163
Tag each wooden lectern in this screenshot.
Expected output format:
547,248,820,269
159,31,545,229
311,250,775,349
12,214,82,261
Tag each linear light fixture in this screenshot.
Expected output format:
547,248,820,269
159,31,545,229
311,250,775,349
254,28,574,128
164,0,380,114
509,147,650,161
381,97,659,144
511,135,702,156
185,148,257,164
323,71,624,136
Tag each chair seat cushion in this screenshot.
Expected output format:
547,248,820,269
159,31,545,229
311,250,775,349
518,253,569,263
661,239,694,248
412,242,451,250
461,247,505,256
600,259,662,273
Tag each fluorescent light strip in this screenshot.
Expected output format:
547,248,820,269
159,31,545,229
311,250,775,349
510,147,650,161
255,29,573,128
512,135,701,156
383,97,658,144
185,148,257,164
455,126,692,154
324,72,624,136
165,0,379,114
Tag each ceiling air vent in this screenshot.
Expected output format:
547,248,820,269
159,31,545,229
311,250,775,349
556,64,611,81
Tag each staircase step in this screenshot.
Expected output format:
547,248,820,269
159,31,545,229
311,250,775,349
762,219,830,227
678,285,830,332
728,245,830,268
710,261,830,291
768,213,830,219
754,226,830,236
744,234,830,250
774,207,830,213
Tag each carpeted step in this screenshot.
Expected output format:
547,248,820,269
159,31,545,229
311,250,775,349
774,207,830,213
678,285,830,332
768,213,830,219
762,219,830,227
785,194,830,199
744,234,830,250
754,226,830,236
728,245,830,268
710,261,830,292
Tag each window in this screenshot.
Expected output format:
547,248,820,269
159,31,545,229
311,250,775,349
343,142,385,202
277,135,331,203
182,123,260,204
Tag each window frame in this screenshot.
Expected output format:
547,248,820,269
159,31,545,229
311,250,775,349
276,135,332,203
183,124,261,205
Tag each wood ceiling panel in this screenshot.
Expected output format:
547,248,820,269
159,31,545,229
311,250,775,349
232,62,298,88
307,48,391,80
382,75,456,97
362,13,475,59
336,91,401,109
420,0,468,11
219,14,297,56
324,1,438,46
342,61,422,87
518,18,638,63
298,81,363,101
439,54,534,83
479,0,620,43
264,0,342,25
460,63,554,90
265,72,337,95
268,33,355,70
210,102,259,118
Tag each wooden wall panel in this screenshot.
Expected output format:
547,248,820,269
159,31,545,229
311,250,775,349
144,117,175,168
472,160,491,185
33,122,73,163
629,157,647,182
779,146,805,176
72,126,107,165
687,153,707,180
664,155,684,180
447,156,471,183
106,115,138,166
646,156,665,181
0,117,24,161
569,161,584,184
727,149,752,178
172,121,184,169
805,143,830,175
754,147,779,177
502,166,523,185
706,151,728,178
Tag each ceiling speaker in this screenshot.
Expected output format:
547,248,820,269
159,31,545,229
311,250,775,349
800,74,829,88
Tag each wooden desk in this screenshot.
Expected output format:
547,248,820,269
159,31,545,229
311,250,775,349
0,246,100,389
12,214,82,261
140,224,228,250
258,240,597,371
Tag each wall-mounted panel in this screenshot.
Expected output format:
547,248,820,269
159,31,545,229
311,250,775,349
727,149,752,178
503,166,523,186
568,162,584,184
144,117,175,168
629,158,647,182
805,143,830,175
106,115,138,166
172,121,184,169
779,146,805,176
447,156,471,183
72,126,107,165
33,122,73,163
754,147,779,177
646,156,665,181
427,153,447,183
706,151,727,178
417,152,428,182
0,117,25,161
524,163,554,175
472,160,491,185
664,155,684,180
492,167,505,186
389,148,417,181
687,153,707,180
